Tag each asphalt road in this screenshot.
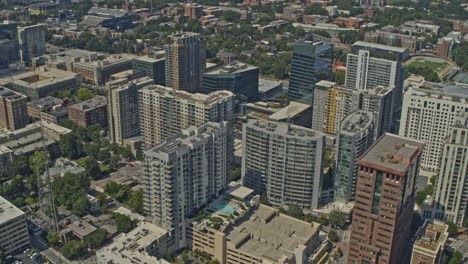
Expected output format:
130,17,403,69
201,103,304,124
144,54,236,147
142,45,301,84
30,235,73,264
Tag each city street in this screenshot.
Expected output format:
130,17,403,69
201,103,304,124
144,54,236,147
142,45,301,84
30,234,73,264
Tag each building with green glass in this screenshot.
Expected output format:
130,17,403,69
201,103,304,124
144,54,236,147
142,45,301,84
334,110,374,202
132,56,165,85
288,34,333,105
202,61,259,102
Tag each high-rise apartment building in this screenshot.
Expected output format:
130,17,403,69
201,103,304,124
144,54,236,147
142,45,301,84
346,42,407,132
361,86,393,140
288,34,333,105
202,61,259,102
143,122,231,250
432,114,468,226
0,21,20,72
18,24,46,65
108,77,153,145
312,81,360,134
312,81,392,139
348,133,424,264
399,86,468,172
0,86,28,130
165,32,206,93
138,85,234,145
0,195,30,255
242,119,326,209
334,111,374,202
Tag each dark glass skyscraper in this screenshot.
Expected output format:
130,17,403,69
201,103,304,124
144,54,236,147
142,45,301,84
288,34,333,105
0,21,20,72
202,61,259,102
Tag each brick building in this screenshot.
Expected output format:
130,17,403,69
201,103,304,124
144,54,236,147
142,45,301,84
348,133,425,264
68,96,107,128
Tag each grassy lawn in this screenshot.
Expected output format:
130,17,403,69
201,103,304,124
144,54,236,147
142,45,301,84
75,157,89,167
99,164,111,173
408,59,448,72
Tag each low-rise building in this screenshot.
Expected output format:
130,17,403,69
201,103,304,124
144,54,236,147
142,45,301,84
27,96,64,119
0,67,82,99
0,121,71,158
0,195,30,255
189,183,322,264
68,96,107,128
74,54,136,85
411,220,448,264
96,222,171,264
48,157,85,179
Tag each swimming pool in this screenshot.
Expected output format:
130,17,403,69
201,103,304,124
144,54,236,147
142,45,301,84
213,203,235,214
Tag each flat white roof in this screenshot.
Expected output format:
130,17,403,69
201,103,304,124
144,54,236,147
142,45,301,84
0,196,25,224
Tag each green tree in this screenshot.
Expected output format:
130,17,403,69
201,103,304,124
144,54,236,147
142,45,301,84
84,229,108,249
0,248,5,264
318,216,329,226
229,168,242,181
333,71,346,85
329,210,347,229
222,10,241,22
127,191,143,214
8,155,30,177
328,229,339,242
83,143,99,158
60,134,81,159
464,217,468,228
61,240,87,260
72,196,91,216
429,175,436,186
112,213,136,233
304,3,328,15
85,157,101,179
76,88,93,101
446,221,458,237
47,233,60,247
25,197,35,206
98,149,111,164
448,251,463,264
29,151,48,176
109,155,120,168
286,204,304,219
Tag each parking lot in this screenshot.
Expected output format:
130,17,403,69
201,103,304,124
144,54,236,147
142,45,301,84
7,248,47,264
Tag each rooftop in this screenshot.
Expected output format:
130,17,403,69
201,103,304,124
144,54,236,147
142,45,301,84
133,55,165,63
147,122,228,155
268,101,311,121
205,61,258,75
225,205,320,263
69,96,107,112
408,84,468,102
353,41,408,53
0,86,26,101
414,220,448,253
0,67,80,89
96,222,170,264
258,79,282,93
358,133,425,175
340,110,373,134
0,195,25,224
27,96,63,110
139,85,234,105
88,7,128,17
247,119,324,139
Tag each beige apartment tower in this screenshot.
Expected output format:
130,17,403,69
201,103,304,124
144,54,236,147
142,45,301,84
165,32,206,92
138,85,234,145
0,86,28,130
